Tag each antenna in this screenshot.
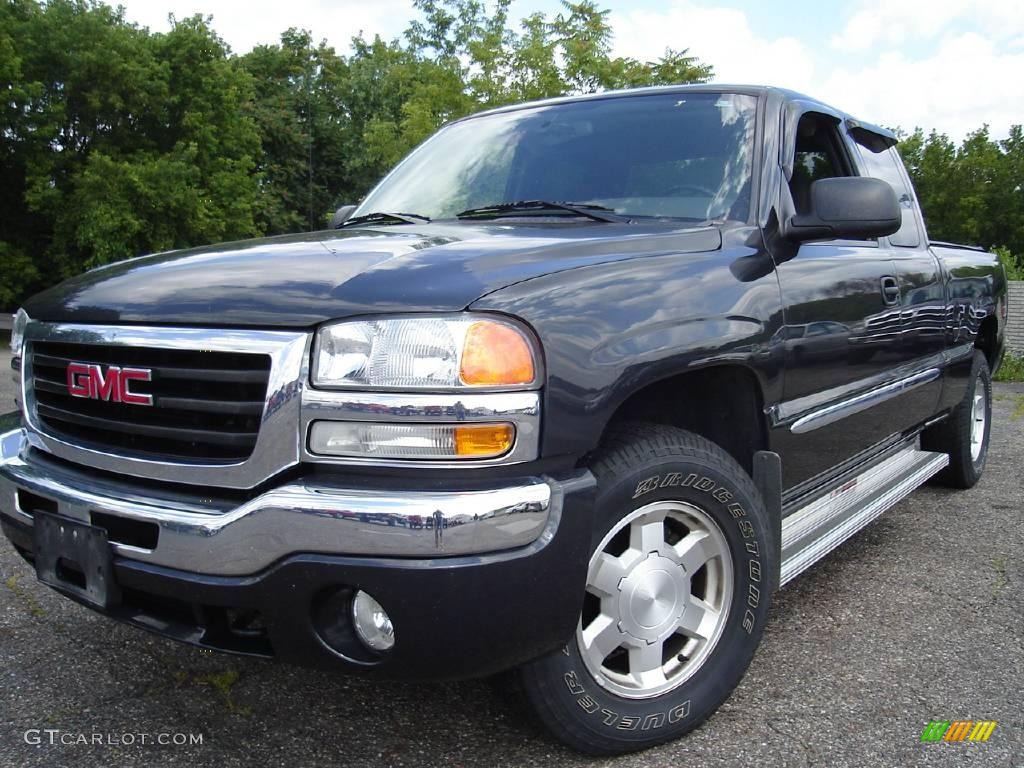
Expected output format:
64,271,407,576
307,35,315,231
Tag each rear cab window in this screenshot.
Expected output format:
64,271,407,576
850,137,922,247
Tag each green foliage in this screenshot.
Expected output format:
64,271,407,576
0,243,39,310
898,125,1024,255
8,0,1023,317
1,0,261,295
406,0,711,104
366,0,712,179
240,29,357,232
993,246,1024,281
347,35,475,190
2,0,715,308
994,353,1024,383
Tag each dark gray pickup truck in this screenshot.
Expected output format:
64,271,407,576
2,85,1007,754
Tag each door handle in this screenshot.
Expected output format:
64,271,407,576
880,276,901,305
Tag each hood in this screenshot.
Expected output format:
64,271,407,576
23,223,721,327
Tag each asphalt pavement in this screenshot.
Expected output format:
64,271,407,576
0,344,1021,767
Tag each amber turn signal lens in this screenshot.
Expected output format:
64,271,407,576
459,321,535,386
454,423,515,457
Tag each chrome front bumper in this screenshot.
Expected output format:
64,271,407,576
0,428,555,576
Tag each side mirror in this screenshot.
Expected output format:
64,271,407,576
330,204,356,228
786,177,900,242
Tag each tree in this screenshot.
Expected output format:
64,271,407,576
241,30,349,233
1,0,261,297
898,124,1024,269
348,36,474,192
56,14,261,269
990,125,1024,257
363,0,714,179
4,0,1021,313
407,0,712,104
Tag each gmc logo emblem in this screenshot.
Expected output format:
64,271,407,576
66,363,154,406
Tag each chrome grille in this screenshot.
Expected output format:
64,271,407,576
30,340,271,462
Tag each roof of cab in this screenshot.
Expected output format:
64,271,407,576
454,83,897,144
459,83,821,119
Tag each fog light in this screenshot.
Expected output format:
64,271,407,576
351,590,395,652
309,421,514,459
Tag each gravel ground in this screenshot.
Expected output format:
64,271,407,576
0,343,1021,767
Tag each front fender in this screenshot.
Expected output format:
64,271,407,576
471,242,785,461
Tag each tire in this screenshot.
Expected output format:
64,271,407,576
518,423,776,755
921,349,992,489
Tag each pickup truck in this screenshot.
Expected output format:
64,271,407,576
1,85,1008,755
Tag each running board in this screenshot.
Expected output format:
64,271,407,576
780,447,948,586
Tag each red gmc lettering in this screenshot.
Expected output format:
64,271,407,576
65,363,153,406
66,362,93,398
118,368,153,405
93,366,120,401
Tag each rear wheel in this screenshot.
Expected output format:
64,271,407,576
518,423,776,755
922,350,992,488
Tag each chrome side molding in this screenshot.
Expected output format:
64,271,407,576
789,368,940,434
780,445,948,586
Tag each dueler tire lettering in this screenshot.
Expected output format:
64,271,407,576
517,423,777,755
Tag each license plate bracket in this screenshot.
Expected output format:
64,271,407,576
33,512,121,608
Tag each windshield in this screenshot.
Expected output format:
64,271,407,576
354,91,759,223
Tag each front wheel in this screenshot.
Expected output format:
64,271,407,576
518,424,776,755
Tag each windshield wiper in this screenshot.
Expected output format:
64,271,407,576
338,211,431,228
456,200,629,223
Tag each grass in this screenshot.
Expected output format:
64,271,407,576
194,670,251,715
1013,397,1024,421
991,557,1008,601
5,574,45,618
0,411,19,431
994,352,1024,383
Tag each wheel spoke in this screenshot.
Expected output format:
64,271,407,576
628,642,667,689
676,596,718,641
970,390,987,461
673,530,714,574
630,517,665,554
589,552,628,597
581,613,625,661
576,499,735,700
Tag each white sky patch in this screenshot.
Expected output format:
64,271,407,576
832,0,1024,52
115,0,1023,140
612,3,817,94
822,32,1024,138
117,0,412,52
611,0,1022,139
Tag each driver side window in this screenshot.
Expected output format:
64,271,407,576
789,113,853,216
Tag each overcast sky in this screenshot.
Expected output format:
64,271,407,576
115,0,1024,140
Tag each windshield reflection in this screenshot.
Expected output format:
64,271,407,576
356,92,758,223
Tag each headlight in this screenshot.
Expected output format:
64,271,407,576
10,308,28,357
313,315,539,390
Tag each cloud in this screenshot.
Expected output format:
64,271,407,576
612,2,817,94
116,0,1021,139
820,31,1024,137
609,0,1022,138
117,0,412,53
831,0,1024,51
